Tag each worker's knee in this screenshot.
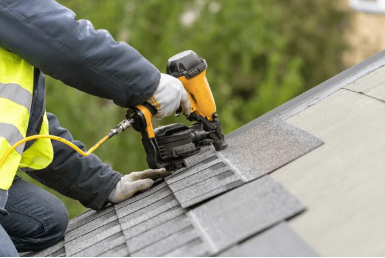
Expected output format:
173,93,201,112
45,197,69,240
1,179,69,252
35,196,69,247
7,193,69,252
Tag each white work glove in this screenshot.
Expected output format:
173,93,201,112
107,168,172,204
147,73,191,120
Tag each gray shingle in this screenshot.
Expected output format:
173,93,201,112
118,195,179,230
115,185,173,219
172,174,243,208
65,210,117,242
220,117,323,181
122,206,185,236
114,181,169,211
131,226,200,257
165,151,245,208
126,214,191,253
66,205,115,233
218,223,317,257
51,248,66,257
188,176,305,253
166,152,219,184
178,180,243,208
167,162,230,192
66,210,95,233
183,146,215,167
24,240,65,257
162,239,211,257
98,244,130,257
65,220,121,256
72,232,126,257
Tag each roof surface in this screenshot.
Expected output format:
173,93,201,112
23,117,322,257
23,48,385,257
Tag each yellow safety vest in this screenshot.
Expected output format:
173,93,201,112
0,47,53,190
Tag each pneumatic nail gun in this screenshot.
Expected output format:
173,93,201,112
112,50,227,171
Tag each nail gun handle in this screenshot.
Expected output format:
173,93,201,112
140,102,158,116
126,102,157,138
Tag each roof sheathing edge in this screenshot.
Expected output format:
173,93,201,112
227,49,385,139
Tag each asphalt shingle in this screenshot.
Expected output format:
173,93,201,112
114,181,169,211
65,210,117,242
131,226,201,257
219,117,323,181
173,175,243,208
218,223,317,257
126,214,191,253
117,195,179,230
98,243,130,257
72,232,126,257
169,165,237,191
122,206,185,237
66,205,115,233
24,239,65,257
162,239,211,257
115,184,173,219
183,146,215,167
65,219,121,256
166,152,219,184
165,150,245,208
188,176,305,253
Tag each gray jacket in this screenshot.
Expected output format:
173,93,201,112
0,0,160,210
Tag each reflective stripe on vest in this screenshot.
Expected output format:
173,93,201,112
0,47,53,190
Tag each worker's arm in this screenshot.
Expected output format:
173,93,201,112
26,113,122,211
0,0,159,107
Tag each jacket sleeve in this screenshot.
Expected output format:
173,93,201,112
26,113,122,211
0,0,160,107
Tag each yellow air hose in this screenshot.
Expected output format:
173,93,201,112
0,118,133,170
0,134,110,170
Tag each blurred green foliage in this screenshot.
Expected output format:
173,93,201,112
18,0,350,218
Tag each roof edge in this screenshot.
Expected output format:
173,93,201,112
226,49,385,139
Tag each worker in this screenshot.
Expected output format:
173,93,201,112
0,0,191,256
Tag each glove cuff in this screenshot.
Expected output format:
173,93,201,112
107,187,117,204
